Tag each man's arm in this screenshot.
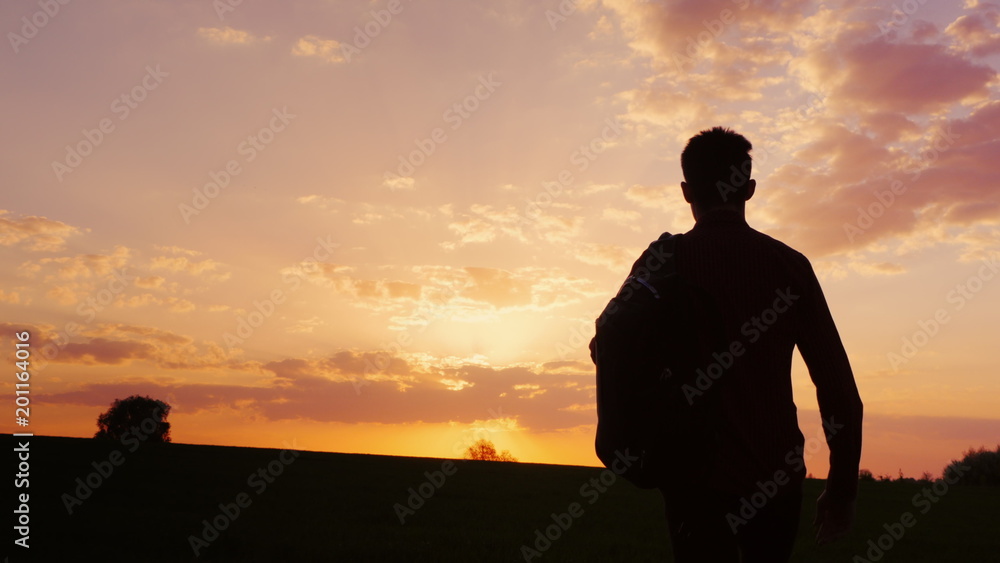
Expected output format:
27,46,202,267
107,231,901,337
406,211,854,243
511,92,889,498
794,259,863,542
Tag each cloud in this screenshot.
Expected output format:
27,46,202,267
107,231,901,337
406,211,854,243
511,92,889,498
617,85,711,133
945,4,1000,57
297,195,345,211
283,259,602,327
197,26,269,45
286,316,325,334
154,245,202,257
601,207,642,227
59,338,157,365
291,35,346,64
0,210,85,251
760,102,1000,260
148,255,230,282
462,267,535,308
0,322,249,372
15,246,132,305
559,403,596,412
116,294,195,313
29,245,131,281
0,289,24,304
823,39,993,115
382,175,416,191
134,276,165,289
573,242,635,271
591,0,999,272
444,204,529,247
623,184,690,231
40,350,597,432
415,266,603,315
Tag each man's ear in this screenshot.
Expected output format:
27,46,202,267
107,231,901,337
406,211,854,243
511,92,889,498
745,179,756,202
681,181,694,204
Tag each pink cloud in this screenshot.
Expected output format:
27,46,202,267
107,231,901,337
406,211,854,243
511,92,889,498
40,351,597,433
832,39,993,114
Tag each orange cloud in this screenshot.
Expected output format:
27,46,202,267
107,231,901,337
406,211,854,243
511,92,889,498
291,35,346,64
197,26,269,45
945,4,1000,57
0,210,85,251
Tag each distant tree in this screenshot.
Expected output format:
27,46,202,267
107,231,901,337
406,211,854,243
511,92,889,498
859,469,875,482
463,438,517,462
95,395,171,443
944,445,1000,486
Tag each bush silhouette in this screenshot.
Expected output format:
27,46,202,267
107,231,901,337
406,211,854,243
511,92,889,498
463,438,517,462
945,445,1000,486
95,395,172,443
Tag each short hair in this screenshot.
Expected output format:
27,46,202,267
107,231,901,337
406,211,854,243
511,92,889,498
680,127,753,205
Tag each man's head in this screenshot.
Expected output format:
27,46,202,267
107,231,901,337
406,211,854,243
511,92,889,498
680,126,755,215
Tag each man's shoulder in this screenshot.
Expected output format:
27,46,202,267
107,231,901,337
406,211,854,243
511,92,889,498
747,227,812,266
687,222,818,279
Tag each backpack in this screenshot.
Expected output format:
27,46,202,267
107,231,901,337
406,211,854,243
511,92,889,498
591,233,725,489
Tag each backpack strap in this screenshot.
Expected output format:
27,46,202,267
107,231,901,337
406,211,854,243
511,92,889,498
622,232,683,299
651,232,682,278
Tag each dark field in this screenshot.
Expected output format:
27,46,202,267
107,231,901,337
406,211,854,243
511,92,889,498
6,435,1000,562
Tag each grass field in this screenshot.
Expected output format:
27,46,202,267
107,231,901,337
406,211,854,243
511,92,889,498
8,435,1000,562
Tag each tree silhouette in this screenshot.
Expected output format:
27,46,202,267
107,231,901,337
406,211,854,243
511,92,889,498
944,445,1000,486
463,438,517,462
95,395,172,443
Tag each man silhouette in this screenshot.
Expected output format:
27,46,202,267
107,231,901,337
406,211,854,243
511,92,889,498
650,127,863,562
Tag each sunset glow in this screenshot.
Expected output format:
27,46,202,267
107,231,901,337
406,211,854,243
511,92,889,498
3,0,1000,480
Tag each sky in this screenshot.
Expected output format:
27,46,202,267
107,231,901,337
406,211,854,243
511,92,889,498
2,0,999,480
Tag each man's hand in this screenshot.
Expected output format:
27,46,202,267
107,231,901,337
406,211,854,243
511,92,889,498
814,489,855,544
